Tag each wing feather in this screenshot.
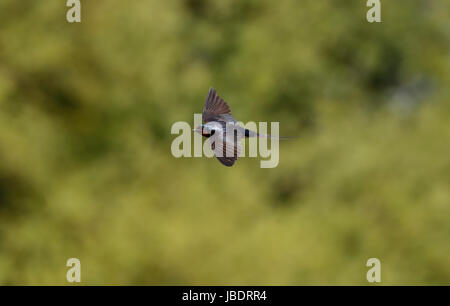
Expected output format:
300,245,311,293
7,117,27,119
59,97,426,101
209,129,242,167
202,87,236,123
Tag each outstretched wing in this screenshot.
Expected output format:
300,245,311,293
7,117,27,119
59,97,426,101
209,128,242,167
203,87,236,123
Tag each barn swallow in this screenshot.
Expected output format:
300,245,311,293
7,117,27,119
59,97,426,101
194,87,286,167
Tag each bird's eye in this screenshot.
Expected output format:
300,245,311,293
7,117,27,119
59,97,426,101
210,130,215,135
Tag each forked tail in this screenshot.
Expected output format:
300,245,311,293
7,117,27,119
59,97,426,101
244,128,297,140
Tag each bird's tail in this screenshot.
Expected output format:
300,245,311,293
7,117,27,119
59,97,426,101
244,129,297,140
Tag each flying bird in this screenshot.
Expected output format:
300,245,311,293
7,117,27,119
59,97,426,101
194,87,286,167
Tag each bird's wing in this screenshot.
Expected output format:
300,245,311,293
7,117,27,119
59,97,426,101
203,87,236,123
209,129,242,167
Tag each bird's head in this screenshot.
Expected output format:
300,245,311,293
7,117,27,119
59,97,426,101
193,124,214,137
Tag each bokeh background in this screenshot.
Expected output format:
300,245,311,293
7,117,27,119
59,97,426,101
0,0,449,285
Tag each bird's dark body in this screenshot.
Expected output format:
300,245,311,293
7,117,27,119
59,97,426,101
195,87,265,167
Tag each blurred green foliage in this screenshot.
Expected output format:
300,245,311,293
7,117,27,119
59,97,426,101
0,0,449,285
